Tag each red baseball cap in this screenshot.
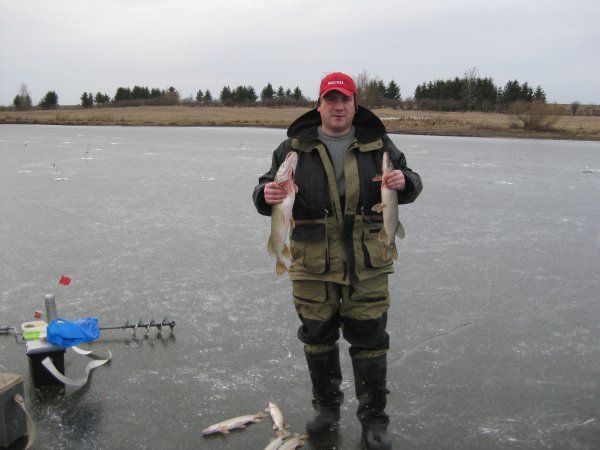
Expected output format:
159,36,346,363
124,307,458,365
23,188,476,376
319,72,357,98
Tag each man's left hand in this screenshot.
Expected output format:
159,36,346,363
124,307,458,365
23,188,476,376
385,170,406,191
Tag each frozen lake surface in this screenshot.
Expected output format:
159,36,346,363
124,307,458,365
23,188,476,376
1,125,599,449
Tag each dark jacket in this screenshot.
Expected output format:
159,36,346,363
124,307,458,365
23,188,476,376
253,106,422,284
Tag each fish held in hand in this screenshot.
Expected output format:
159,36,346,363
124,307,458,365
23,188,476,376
201,411,268,436
267,152,298,275
372,150,405,261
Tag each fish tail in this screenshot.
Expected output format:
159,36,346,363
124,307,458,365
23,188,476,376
276,261,288,275
283,243,292,259
385,245,398,261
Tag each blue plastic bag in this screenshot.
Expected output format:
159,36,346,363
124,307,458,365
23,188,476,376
46,318,100,348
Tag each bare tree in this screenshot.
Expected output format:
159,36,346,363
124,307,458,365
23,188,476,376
463,66,478,110
509,101,560,131
13,83,32,110
354,69,387,107
354,69,370,102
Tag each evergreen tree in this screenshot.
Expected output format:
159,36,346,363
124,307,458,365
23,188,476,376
39,91,59,108
261,83,275,101
533,86,546,103
276,86,285,98
204,90,213,104
246,86,258,103
233,86,247,103
385,80,401,100
166,87,180,105
132,85,150,99
95,92,111,104
196,90,204,102
292,87,303,100
502,80,522,104
474,77,498,110
376,80,387,100
81,92,94,108
114,87,132,102
220,86,233,103
231,85,258,104
521,82,534,102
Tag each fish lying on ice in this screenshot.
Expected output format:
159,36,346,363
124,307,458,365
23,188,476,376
201,411,268,436
267,401,289,437
263,433,290,450
267,152,298,274
372,150,405,260
278,433,308,450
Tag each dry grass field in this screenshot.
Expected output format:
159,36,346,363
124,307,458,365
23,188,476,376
1,105,599,140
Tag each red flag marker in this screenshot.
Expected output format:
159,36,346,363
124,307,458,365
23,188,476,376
59,275,72,286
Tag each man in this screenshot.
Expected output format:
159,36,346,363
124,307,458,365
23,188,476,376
252,72,422,449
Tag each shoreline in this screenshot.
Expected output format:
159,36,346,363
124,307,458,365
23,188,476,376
1,105,599,141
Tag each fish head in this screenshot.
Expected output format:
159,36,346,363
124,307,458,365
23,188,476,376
275,152,298,184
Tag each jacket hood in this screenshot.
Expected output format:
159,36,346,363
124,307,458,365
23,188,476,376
287,106,387,142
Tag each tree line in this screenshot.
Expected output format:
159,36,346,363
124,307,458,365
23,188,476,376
214,83,308,107
12,82,311,110
75,83,309,108
9,69,552,113
413,67,547,112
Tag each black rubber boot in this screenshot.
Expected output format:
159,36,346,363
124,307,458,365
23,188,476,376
352,354,392,450
304,345,344,433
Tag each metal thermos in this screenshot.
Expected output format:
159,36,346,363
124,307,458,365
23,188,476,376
44,294,57,323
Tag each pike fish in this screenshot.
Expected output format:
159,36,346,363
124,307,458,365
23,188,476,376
200,411,268,436
263,434,289,450
267,152,298,275
267,401,289,437
372,150,405,261
278,433,308,450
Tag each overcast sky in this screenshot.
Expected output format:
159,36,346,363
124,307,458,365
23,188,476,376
1,0,599,106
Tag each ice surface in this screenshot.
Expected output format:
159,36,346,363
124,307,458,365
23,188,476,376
1,125,599,449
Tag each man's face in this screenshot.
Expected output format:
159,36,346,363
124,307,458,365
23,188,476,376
317,90,356,136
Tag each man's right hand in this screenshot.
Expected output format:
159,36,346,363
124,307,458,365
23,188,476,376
264,182,287,205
